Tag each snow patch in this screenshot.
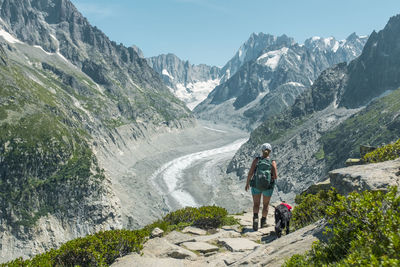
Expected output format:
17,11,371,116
257,47,289,70
0,29,22,44
238,45,247,62
323,37,334,46
162,69,174,80
284,82,305,87
332,40,340,52
238,91,268,111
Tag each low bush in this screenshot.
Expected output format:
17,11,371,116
162,206,229,229
2,205,237,267
292,188,339,230
363,138,400,163
284,187,400,266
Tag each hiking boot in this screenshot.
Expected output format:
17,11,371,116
253,216,259,231
260,217,267,228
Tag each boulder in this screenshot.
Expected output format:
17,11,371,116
164,230,196,245
329,158,400,195
182,226,207,235
151,227,164,238
141,238,197,260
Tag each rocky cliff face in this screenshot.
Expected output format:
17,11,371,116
228,14,400,202
147,53,221,110
0,0,193,262
194,33,367,130
0,0,191,123
341,14,400,108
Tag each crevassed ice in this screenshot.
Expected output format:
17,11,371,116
175,79,220,110
151,138,248,208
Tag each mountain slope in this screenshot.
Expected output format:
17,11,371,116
228,14,400,201
341,16,400,108
0,0,191,123
0,0,193,262
194,33,367,130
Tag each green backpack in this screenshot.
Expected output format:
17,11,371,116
252,157,274,190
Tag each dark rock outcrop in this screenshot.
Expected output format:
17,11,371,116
341,14,400,108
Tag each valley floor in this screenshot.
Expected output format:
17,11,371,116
101,120,252,229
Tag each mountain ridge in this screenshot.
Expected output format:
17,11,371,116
0,0,194,262
194,32,367,130
228,14,400,201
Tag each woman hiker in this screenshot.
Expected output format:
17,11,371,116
245,143,278,231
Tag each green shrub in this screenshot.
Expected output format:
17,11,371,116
363,138,400,163
292,188,339,230
284,187,400,266
162,206,229,229
2,205,236,266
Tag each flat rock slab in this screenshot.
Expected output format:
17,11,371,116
218,238,260,252
234,208,276,228
111,255,198,267
194,229,241,243
232,220,326,267
164,230,196,245
181,241,219,254
329,158,400,195
141,238,197,260
182,226,207,235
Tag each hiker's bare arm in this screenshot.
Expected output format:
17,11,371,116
245,158,258,191
271,160,278,179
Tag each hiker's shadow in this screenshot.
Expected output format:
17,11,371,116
241,227,279,244
261,232,278,244
241,227,255,234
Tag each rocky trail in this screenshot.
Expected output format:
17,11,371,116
111,208,324,267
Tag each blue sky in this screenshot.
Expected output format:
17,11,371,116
70,0,400,66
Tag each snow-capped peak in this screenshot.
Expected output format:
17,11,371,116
257,47,289,70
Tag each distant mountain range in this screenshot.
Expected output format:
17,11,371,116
193,32,368,130
228,14,400,202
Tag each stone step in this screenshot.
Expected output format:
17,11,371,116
218,238,260,252
182,226,208,235
181,241,220,254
